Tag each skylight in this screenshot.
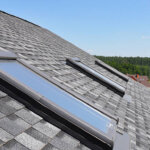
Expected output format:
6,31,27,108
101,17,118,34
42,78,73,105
67,58,125,96
95,60,129,82
0,60,116,146
0,49,130,150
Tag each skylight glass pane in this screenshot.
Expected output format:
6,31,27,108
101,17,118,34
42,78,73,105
0,61,113,134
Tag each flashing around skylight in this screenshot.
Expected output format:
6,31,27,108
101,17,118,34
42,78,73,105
67,58,125,96
0,59,130,150
95,60,129,82
0,49,17,60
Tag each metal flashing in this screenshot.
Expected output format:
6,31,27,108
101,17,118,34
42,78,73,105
123,94,132,102
113,132,130,150
67,58,125,96
71,57,81,62
95,60,129,82
0,49,17,60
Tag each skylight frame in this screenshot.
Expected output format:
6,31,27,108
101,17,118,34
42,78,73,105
0,50,131,150
18,60,119,123
0,59,117,148
0,49,17,60
95,60,129,82
67,58,126,96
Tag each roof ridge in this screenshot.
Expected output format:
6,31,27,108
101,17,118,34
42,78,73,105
0,10,96,58
0,10,41,28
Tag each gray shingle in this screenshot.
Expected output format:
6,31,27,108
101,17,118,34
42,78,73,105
50,137,78,150
1,10,150,150
0,139,29,150
0,128,13,142
15,108,42,125
0,97,18,115
0,140,29,150
0,114,30,136
42,144,59,150
33,120,60,138
55,131,80,148
0,92,89,150
15,133,45,150
6,99,24,110
0,112,5,119
25,127,50,144
0,140,4,147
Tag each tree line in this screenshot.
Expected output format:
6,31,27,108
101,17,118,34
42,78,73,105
95,56,150,78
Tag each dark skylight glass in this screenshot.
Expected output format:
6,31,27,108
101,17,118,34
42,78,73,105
0,60,114,135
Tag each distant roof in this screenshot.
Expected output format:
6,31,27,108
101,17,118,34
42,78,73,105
0,11,150,150
128,74,150,87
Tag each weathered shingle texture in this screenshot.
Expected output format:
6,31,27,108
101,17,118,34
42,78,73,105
0,91,90,150
0,11,150,150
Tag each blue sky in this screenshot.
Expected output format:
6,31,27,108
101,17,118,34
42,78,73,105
0,0,150,57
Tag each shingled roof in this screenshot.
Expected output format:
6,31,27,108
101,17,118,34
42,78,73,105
0,11,150,150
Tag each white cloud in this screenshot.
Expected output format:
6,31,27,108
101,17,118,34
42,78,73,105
86,49,95,55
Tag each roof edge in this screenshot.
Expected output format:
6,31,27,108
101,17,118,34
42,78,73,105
0,10,41,28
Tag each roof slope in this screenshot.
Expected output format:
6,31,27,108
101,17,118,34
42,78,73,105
0,90,90,150
0,11,150,150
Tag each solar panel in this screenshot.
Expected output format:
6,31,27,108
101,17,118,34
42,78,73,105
67,58,125,96
0,60,116,145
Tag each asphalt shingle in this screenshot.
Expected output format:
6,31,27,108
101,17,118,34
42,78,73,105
33,120,61,139
0,114,30,136
0,128,13,143
25,128,50,144
15,108,42,125
0,91,89,150
0,139,30,150
15,133,45,150
0,11,150,150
